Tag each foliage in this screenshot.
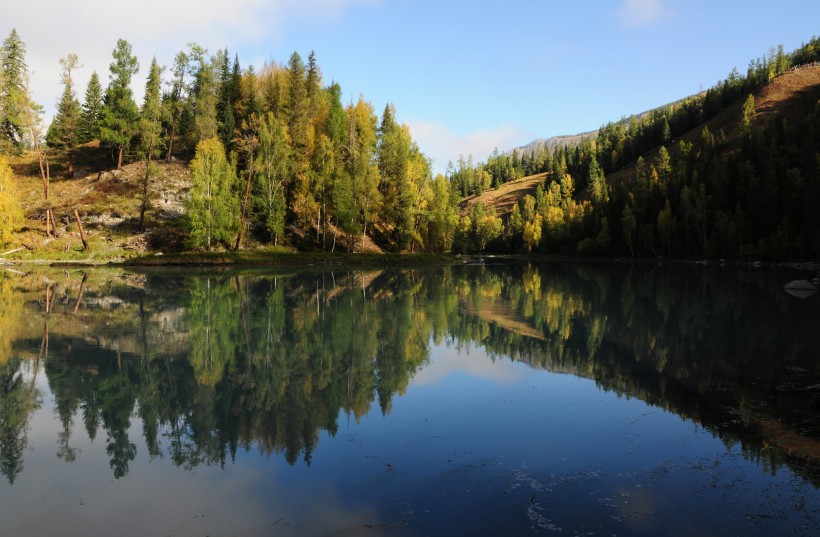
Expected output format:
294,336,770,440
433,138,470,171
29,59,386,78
79,71,103,143
0,29,29,150
46,54,82,176
137,57,164,159
186,138,239,250
452,36,820,259
99,39,139,168
0,157,22,245
253,112,290,245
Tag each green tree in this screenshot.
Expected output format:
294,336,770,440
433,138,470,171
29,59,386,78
0,29,29,150
254,113,290,245
377,103,412,250
186,138,239,250
99,39,139,169
344,98,381,250
425,175,458,253
587,155,608,207
507,202,524,240
137,58,164,228
138,57,164,160
656,199,676,255
46,54,82,177
79,71,103,143
189,45,219,145
163,51,188,161
740,94,755,135
285,52,313,229
655,146,671,182
621,202,637,257
216,49,239,152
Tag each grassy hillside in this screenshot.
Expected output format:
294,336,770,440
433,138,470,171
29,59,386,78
606,63,820,188
469,63,820,220
4,146,191,263
456,50,820,259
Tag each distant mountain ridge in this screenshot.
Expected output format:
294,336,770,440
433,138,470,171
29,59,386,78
507,94,707,156
506,131,598,156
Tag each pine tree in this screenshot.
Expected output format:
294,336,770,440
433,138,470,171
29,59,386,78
286,52,309,159
99,39,139,169
189,45,219,145
741,94,755,135
286,52,313,228
0,29,29,149
377,103,412,250
217,49,237,151
138,57,163,159
587,155,608,207
138,57,164,228
621,202,637,257
79,71,103,143
306,50,321,117
163,51,188,161
186,138,238,250
47,54,82,177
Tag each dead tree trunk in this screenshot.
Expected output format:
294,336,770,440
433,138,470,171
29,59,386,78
73,210,88,250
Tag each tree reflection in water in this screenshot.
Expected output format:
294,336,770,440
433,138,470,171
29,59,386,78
0,262,817,484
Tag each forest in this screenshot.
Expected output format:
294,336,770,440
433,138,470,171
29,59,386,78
0,31,459,254
1,31,819,258
450,38,820,259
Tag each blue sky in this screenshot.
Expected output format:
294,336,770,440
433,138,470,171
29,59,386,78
3,0,819,172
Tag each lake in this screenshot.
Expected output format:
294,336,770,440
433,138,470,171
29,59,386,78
0,260,818,536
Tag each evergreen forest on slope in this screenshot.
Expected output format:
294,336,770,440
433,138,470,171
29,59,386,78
0,32,819,260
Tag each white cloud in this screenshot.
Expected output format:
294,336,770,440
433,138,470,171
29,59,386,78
617,0,671,27
406,119,535,175
413,342,535,387
1,0,378,120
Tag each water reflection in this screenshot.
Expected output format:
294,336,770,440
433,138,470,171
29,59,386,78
0,262,818,488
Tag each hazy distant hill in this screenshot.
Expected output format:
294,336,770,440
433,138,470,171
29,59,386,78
506,131,598,156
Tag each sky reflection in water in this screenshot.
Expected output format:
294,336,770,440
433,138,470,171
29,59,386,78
0,262,818,536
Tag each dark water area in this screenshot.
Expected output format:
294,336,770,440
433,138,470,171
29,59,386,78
0,261,818,536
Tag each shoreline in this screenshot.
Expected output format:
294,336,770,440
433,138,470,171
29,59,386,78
2,251,818,273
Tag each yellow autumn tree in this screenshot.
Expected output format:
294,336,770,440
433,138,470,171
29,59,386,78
0,156,23,246
523,213,543,252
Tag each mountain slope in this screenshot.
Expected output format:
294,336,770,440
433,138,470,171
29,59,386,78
466,62,820,223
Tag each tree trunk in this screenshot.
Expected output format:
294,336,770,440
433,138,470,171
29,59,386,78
74,210,88,250
140,144,153,229
117,145,124,170
165,118,177,163
234,165,254,251
34,143,53,237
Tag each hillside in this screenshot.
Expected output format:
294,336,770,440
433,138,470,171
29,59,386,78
606,62,820,188
6,148,191,262
460,172,547,217
463,62,820,239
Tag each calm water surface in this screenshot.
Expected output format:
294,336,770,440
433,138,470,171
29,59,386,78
0,261,818,536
